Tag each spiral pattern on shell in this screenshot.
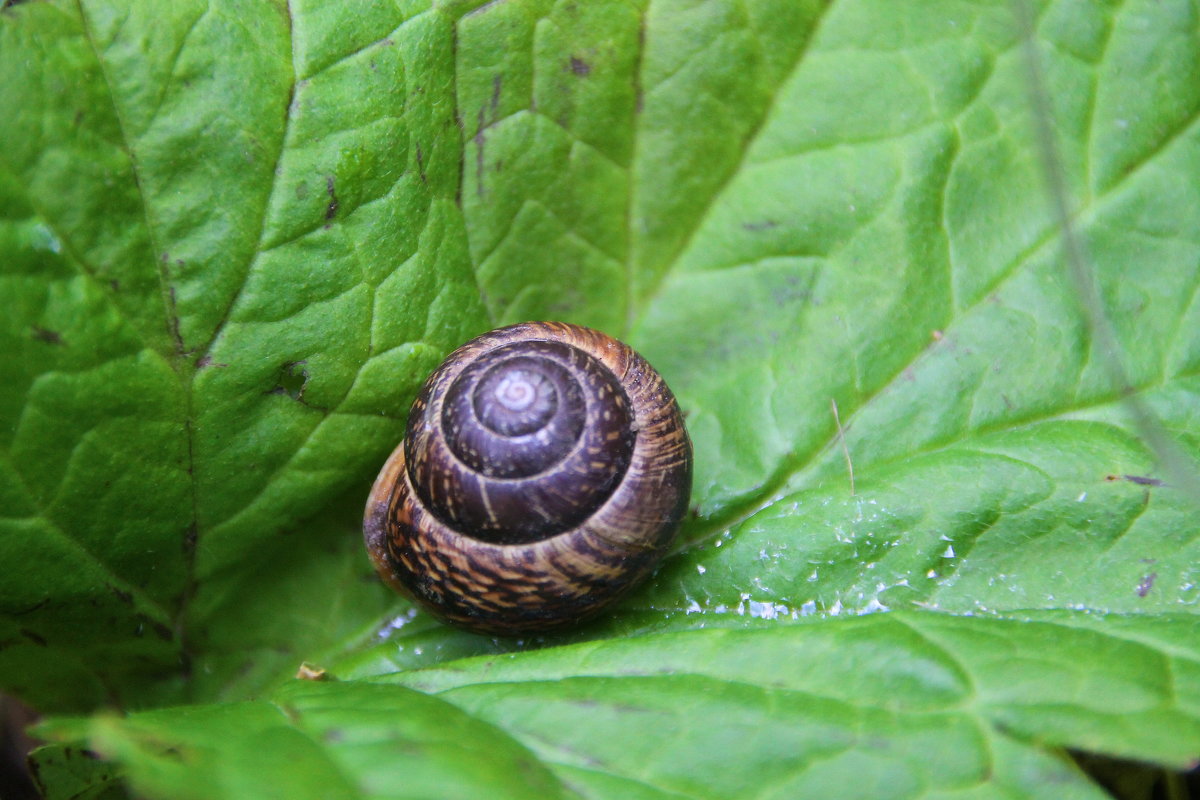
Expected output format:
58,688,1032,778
363,322,693,635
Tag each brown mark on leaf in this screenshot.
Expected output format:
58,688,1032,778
1104,474,1164,487
109,279,120,292
568,56,591,76
1136,572,1157,598
475,107,488,197
296,663,328,681
144,618,174,641
196,354,228,369
742,219,778,232
490,74,503,117
1123,474,1164,487
324,176,339,225
166,284,186,356
12,598,49,617
454,113,466,207
20,629,47,647
30,326,63,345
182,521,198,558
2,0,39,15
107,585,133,605
415,141,427,183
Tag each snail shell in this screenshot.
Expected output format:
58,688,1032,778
363,321,693,635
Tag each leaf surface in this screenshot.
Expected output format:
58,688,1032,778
3,0,1200,796
42,613,1200,799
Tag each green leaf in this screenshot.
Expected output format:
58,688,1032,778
3,0,1200,796
28,741,127,800
41,613,1200,799
39,680,572,800
0,0,487,708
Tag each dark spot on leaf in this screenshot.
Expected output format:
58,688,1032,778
1136,572,1157,598
324,728,344,742
12,598,48,616
324,176,339,224
109,279,120,292
1123,474,1164,487
295,181,309,200
742,219,777,232
490,74,502,116
20,629,46,647
568,56,591,76
30,326,63,345
149,620,174,641
166,286,186,355
415,141,427,183
475,107,488,197
270,361,309,401
107,585,133,605
183,521,198,557
196,354,228,369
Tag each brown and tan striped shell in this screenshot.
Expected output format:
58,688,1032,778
363,321,693,635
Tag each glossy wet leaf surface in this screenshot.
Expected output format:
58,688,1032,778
3,0,1199,797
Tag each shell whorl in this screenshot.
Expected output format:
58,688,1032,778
363,322,693,635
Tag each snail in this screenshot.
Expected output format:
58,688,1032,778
363,321,693,635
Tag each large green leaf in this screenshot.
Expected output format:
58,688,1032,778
3,0,1199,796
38,614,1200,799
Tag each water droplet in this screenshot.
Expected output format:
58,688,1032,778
858,597,888,615
375,607,420,641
